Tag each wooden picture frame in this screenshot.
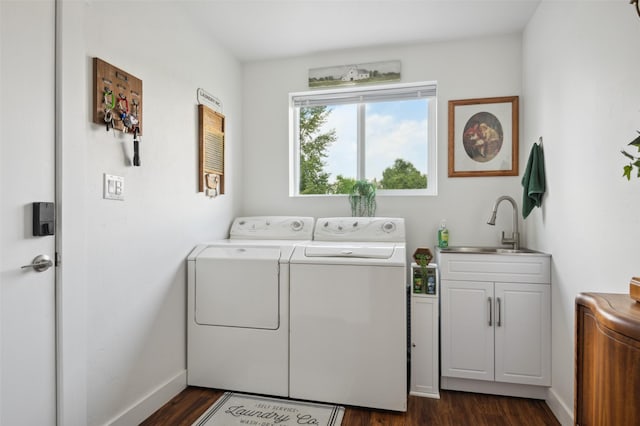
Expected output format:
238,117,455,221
448,96,519,177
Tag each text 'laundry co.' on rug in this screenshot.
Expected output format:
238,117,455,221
192,392,344,426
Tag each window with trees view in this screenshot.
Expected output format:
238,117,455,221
290,82,437,196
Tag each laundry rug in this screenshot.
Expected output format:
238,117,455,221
192,392,344,426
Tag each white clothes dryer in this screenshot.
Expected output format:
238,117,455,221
187,216,313,396
289,217,408,411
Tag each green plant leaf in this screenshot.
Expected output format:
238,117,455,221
622,149,636,160
621,132,640,180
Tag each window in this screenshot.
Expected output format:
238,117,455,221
289,81,437,196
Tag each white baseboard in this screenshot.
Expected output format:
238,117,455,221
545,387,573,426
108,370,187,426
441,377,548,399
409,391,440,399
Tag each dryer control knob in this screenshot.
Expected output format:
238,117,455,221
382,221,396,233
290,220,303,231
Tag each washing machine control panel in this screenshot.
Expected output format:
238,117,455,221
230,216,314,240
313,217,405,242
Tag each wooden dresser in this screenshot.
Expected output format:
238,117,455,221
575,293,640,425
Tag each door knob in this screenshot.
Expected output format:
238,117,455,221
21,254,53,272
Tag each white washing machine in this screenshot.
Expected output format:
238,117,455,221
187,216,314,396
289,217,407,412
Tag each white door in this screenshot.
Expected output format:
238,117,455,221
494,282,551,386
1,1,57,425
441,279,494,381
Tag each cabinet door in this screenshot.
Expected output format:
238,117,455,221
441,280,494,381
494,282,551,386
410,296,439,397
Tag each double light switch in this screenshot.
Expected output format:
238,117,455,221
103,174,124,201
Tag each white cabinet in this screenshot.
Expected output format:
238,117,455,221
437,251,551,396
410,294,439,398
441,280,550,386
410,263,439,398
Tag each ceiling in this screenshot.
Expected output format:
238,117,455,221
183,0,541,63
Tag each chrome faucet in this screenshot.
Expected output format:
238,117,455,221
487,195,520,250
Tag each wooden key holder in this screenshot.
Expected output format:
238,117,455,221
93,57,143,134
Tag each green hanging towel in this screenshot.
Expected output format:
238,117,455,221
522,143,546,218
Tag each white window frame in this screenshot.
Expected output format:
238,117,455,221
289,81,438,197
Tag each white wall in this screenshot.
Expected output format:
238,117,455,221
57,1,243,424
523,2,640,424
243,34,524,262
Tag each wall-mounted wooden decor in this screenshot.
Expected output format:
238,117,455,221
198,105,225,196
93,57,143,134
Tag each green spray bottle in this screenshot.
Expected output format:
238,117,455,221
438,220,449,248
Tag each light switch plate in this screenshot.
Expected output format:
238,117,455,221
103,174,124,201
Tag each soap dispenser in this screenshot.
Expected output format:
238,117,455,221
438,220,449,248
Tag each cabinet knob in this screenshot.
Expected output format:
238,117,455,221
412,343,416,347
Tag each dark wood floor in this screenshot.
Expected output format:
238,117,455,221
141,387,560,425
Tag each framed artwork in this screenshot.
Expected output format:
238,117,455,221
308,60,401,88
448,96,519,177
